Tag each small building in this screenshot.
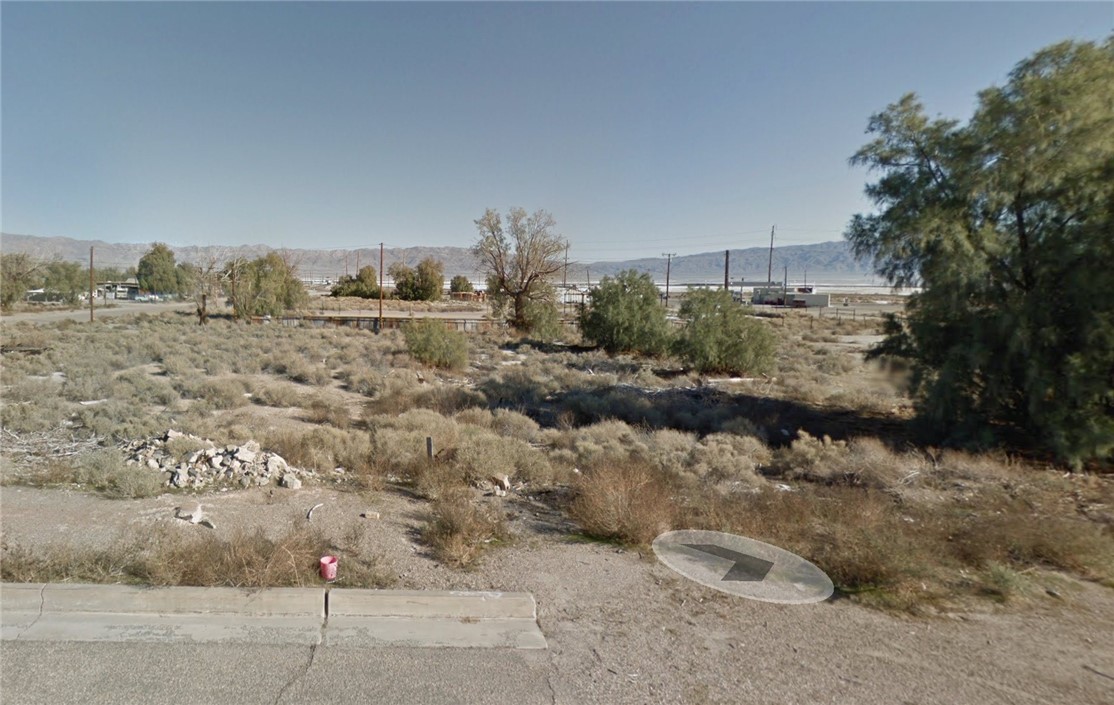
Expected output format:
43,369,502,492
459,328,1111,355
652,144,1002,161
752,286,829,308
99,279,141,300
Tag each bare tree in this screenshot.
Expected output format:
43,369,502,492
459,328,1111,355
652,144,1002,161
190,249,227,324
472,208,566,330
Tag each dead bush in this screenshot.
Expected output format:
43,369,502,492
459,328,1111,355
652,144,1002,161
307,392,351,429
264,426,373,478
687,433,770,486
454,429,554,486
768,431,915,489
14,448,162,499
569,459,677,546
410,458,470,500
254,382,303,408
453,408,494,429
420,490,508,567
193,378,250,410
339,365,384,396
491,409,540,442
412,385,487,415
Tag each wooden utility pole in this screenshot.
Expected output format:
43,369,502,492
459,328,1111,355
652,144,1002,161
89,247,95,323
562,244,569,315
662,252,676,304
378,243,384,332
766,225,775,286
724,250,730,290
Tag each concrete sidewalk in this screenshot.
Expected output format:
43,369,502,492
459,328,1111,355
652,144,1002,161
0,583,546,649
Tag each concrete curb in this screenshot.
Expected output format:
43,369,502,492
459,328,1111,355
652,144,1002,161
0,583,547,649
2,583,324,617
328,589,536,619
326,589,546,649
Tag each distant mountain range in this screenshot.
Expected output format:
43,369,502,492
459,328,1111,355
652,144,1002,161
1,232,874,284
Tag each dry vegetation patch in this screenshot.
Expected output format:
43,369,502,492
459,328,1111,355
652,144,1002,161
3,310,1110,613
420,490,509,567
1,523,391,589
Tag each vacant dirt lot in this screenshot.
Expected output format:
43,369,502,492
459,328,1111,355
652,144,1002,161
2,306,1112,703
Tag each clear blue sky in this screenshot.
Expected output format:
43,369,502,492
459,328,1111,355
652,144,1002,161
2,2,1109,260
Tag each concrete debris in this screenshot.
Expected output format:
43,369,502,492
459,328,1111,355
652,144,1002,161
360,510,380,520
281,474,302,490
118,430,317,491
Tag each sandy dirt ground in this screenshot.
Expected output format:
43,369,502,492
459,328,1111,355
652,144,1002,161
3,483,1113,705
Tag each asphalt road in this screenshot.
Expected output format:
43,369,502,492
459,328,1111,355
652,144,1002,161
0,641,554,705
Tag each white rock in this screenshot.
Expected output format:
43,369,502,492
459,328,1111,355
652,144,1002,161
492,474,511,492
281,474,302,490
266,455,288,474
234,447,256,463
209,456,224,469
244,440,261,453
146,458,160,470
361,510,380,520
166,429,184,440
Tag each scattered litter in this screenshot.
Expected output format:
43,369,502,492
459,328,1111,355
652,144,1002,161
306,503,324,521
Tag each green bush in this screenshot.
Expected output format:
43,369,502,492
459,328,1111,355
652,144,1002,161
579,269,671,355
449,275,474,293
403,320,468,370
673,289,775,375
390,258,443,301
331,265,380,298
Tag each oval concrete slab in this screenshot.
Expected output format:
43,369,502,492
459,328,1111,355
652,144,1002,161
652,530,834,604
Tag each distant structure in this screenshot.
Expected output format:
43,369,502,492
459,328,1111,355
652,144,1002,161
752,286,830,308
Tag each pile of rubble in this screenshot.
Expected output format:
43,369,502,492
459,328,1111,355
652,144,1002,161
121,430,314,490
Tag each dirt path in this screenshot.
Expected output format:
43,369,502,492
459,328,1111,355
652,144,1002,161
0,301,194,325
3,484,1112,704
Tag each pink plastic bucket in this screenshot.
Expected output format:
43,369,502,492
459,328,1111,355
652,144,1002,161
319,555,338,581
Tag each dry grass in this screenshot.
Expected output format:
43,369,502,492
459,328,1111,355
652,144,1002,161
0,523,393,588
37,448,166,499
420,490,509,567
306,391,352,428
767,431,917,489
568,459,678,546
